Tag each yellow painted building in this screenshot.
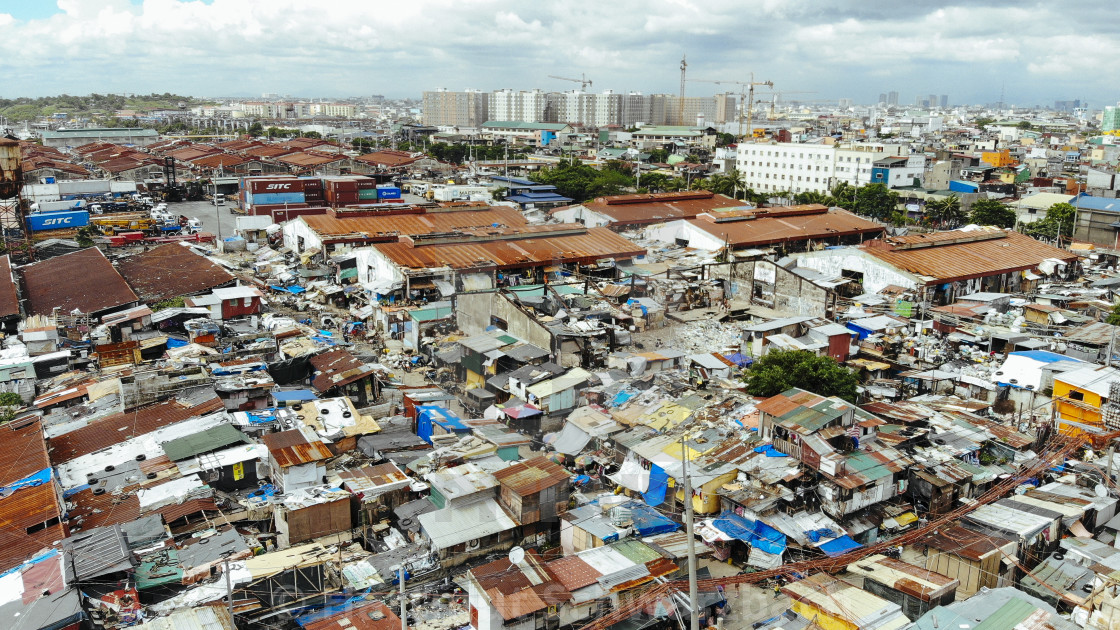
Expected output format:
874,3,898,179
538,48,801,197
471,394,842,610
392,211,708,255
981,149,1016,168
1054,365,1120,436
783,573,909,630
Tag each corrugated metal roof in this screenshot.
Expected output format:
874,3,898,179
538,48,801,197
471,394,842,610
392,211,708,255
493,456,569,496
688,208,883,247
139,602,234,630
22,247,138,316
417,497,518,548
48,391,224,464
310,348,375,393
0,482,66,572
581,191,741,225
546,555,602,591
0,256,19,319
303,601,400,630
373,227,645,272
261,429,332,467
116,244,235,302
863,229,1079,284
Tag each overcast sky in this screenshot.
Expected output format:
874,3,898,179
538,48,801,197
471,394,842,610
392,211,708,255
0,0,1112,107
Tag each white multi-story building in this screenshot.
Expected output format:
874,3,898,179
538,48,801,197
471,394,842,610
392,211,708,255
736,141,837,194
736,142,914,194
309,102,356,118
489,89,547,123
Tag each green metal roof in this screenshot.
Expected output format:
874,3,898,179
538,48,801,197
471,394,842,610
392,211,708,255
161,423,249,462
41,127,159,138
482,121,569,131
972,599,1037,630
611,540,662,564
409,306,453,322
136,549,183,589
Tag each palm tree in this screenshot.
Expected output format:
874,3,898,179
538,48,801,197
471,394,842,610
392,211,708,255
939,194,964,228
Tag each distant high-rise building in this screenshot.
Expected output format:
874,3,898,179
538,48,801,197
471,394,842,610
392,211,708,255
1055,99,1082,112
929,94,938,108
1103,103,1120,132
489,89,547,123
421,89,489,127
838,98,853,109
887,91,899,106
879,93,887,104
940,95,948,108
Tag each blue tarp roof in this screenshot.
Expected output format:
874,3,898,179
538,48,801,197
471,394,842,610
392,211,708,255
1009,350,1074,363
629,501,680,537
270,285,307,294
272,389,318,402
1075,195,1120,212
418,405,469,432
724,352,752,367
641,463,668,507
753,444,789,458
711,512,786,555
819,534,863,557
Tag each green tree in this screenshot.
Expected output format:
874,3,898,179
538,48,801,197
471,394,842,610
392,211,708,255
1024,202,1076,241
794,190,834,206
852,183,900,220
743,349,860,403
0,391,23,424
638,172,672,193
715,132,737,147
704,170,744,198
1017,121,1033,130
303,131,322,139
1106,304,1120,326
969,198,1017,228
647,148,670,163
925,194,964,228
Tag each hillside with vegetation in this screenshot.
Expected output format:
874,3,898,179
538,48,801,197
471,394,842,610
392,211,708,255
0,93,205,121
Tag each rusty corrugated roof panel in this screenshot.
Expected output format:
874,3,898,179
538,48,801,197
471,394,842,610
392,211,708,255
493,456,570,496
310,348,375,393
0,255,20,319
862,229,1078,284
116,243,235,302
374,226,644,272
23,247,138,316
919,524,1012,561
546,555,602,591
302,208,527,241
158,497,220,523
688,208,883,248
0,483,67,571
578,191,742,226
260,429,332,467
48,392,224,465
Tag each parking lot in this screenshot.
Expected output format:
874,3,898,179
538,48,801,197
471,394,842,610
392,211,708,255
163,199,241,240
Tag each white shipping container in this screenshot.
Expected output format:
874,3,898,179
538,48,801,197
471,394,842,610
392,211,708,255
57,179,111,195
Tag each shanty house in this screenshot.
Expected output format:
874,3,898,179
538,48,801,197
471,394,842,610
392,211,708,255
493,456,571,541
260,427,332,492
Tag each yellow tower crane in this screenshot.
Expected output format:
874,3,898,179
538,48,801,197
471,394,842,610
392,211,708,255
687,73,773,139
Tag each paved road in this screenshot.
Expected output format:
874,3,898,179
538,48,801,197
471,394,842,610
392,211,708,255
165,199,240,241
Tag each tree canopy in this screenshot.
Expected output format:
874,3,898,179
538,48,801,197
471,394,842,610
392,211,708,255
968,198,1017,228
1023,202,1076,241
743,349,859,403
530,159,635,201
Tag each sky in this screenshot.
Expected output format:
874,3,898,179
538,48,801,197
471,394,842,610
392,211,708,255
0,0,1112,107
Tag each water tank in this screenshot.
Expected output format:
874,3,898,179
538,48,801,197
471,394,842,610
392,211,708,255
0,138,22,200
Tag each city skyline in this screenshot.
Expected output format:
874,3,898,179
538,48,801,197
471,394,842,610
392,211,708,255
0,0,1112,106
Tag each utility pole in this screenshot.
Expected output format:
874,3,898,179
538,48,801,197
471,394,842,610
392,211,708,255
681,436,699,630
224,557,234,625
679,55,688,125
399,567,407,630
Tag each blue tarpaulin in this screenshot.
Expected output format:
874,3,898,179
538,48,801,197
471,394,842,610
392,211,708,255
724,353,753,367
753,444,789,458
0,468,51,498
272,390,318,402
629,501,679,536
711,512,786,555
612,390,633,406
819,535,862,557
573,475,591,484
642,464,669,507
167,338,188,348
805,528,839,543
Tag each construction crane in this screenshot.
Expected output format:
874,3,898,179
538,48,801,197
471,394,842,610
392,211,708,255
760,90,817,119
687,73,773,139
547,74,592,91
678,55,687,125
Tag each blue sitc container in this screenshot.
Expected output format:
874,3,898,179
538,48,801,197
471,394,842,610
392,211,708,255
28,210,89,231
376,187,401,199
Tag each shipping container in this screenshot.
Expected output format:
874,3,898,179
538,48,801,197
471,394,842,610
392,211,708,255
33,199,86,212
57,180,111,195
357,189,380,200
248,179,306,194
377,187,402,200
27,210,90,231
251,192,306,205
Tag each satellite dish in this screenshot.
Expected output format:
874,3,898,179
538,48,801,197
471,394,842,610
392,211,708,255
508,546,525,565
1096,484,1109,498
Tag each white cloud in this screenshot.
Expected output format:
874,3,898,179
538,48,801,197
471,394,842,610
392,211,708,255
0,0,1111,105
